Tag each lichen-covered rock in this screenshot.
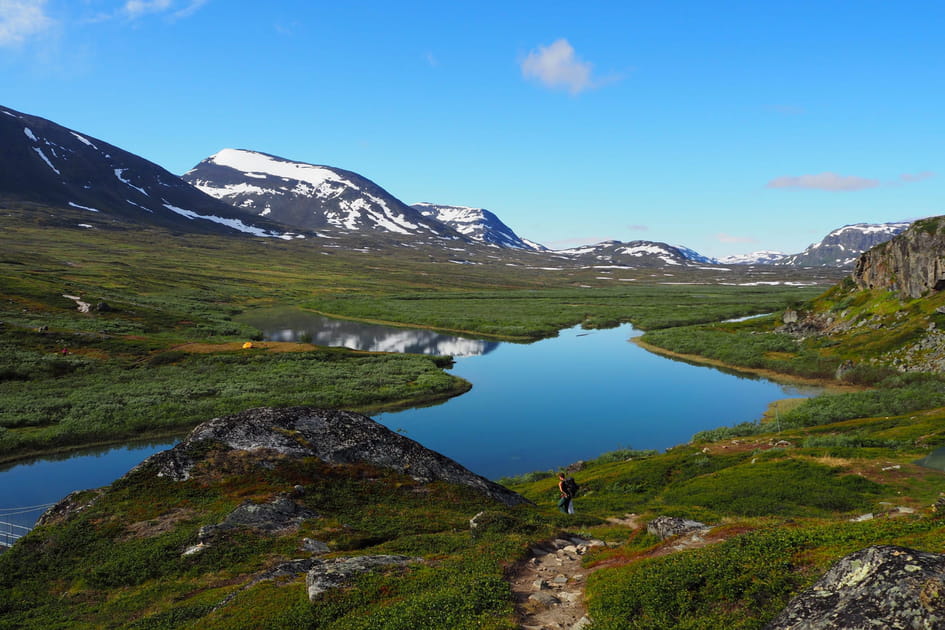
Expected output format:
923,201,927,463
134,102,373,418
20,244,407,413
136,406,530,507
306,555,419,601
764,545,945,629
646,516,709,540
37,488,106,527
198,493,317,539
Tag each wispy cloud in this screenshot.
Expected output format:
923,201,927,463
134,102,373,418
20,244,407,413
424,51,438,68
0,0,54,47
716,233,759,244
521,38,616,95
627,224,648,232
766,172,880,192
900,171,935,183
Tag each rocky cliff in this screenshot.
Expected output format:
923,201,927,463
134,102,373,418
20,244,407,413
853,217,945,299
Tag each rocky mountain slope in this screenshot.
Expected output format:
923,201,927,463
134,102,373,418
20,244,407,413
411,202,546,250
183,149,462,241
0,106,288,237
775,222,912,267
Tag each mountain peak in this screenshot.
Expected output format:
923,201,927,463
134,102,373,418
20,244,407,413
411,202,546,250
184,151,459,239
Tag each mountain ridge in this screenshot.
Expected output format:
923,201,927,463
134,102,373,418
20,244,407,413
0,106,289,238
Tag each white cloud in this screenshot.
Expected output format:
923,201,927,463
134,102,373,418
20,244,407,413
627,224,648,232
0,0,54,47
766,172,880,192
121,0,207,20
716,233,759,244
123,0,173,18
521,38,596,95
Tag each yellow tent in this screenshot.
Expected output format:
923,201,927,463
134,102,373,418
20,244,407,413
242,341,254,349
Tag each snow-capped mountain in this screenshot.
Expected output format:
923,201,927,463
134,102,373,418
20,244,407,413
0,106,288,237
718,251,787,265
775,222,912,267
411,203,545,251
557,240,713,267
184,149,460,240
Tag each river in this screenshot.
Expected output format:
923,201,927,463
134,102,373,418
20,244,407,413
0,312,822,532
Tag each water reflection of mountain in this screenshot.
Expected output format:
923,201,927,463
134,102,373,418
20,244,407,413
245,310,500,357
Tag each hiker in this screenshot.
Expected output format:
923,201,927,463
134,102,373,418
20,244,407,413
558,473,578,514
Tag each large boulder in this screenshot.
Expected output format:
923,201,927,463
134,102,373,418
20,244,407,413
134,406,530,507
764,545,945,629
853,217,945,299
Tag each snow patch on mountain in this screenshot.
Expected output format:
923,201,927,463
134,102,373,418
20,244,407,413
162,202,291,239
718,250,787,265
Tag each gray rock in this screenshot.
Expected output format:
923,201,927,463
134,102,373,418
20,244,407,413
572,616,593,630
528,591,559,606
135,406,530,507
306,555,419,601
764,545,945,629
301,538,331,554
646,515,710,540
199,494,316,539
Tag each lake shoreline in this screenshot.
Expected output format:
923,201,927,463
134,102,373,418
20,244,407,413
0,381,473,468
630,337,865,394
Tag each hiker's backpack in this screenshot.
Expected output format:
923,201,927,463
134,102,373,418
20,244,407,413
564,477,579,496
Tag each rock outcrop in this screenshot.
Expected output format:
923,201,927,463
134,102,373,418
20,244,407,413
135,406,530,507
198,493,317,540
646,516,710,540
853,217,945,299
764,545,945,629
306,555,420,601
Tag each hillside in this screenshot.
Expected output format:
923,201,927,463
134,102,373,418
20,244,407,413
0,106,287,237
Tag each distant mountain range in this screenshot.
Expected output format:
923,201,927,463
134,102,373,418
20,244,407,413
772,223,912,267
556,240,708,267
0,104,917,270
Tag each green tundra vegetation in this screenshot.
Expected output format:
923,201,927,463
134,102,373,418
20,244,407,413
0,207,823,460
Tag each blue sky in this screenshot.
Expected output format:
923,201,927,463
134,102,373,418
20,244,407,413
1,0,942,256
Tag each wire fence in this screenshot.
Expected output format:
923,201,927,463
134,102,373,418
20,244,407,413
0,503,57,548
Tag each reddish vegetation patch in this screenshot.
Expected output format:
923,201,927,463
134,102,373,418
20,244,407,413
123,507,197,540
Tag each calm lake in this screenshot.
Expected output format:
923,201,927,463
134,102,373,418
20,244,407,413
0,312,822,532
